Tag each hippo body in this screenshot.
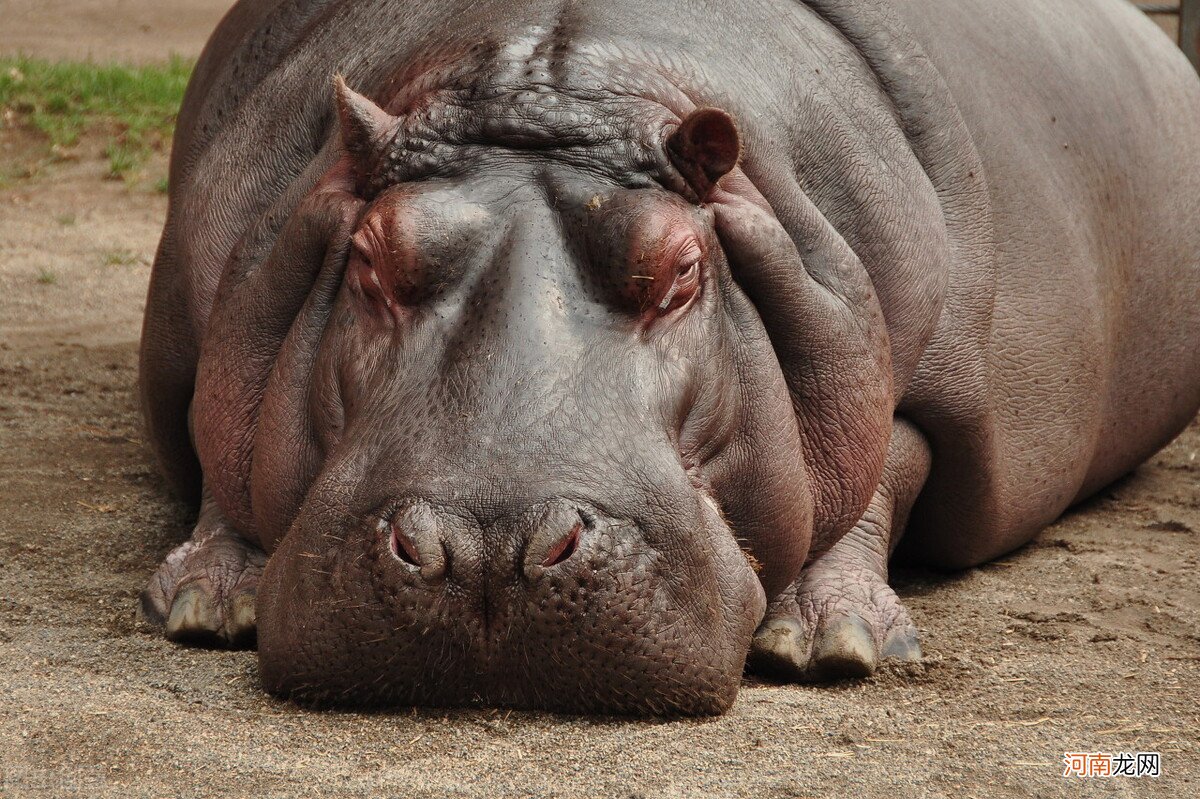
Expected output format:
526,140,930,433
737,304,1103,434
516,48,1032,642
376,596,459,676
139,0,1200,714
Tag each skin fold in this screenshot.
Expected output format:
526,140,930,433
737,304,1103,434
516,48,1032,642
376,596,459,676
138,0,1200,715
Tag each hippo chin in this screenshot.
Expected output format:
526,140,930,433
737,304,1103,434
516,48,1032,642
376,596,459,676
137,0,1200,715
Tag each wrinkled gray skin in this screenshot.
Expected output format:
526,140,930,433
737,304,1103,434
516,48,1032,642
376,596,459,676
139,0,1200,715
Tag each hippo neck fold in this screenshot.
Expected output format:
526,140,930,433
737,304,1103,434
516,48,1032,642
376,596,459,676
797,0,995,402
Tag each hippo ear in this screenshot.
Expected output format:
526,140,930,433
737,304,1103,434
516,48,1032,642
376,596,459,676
667,108,742,200
333,75,400,184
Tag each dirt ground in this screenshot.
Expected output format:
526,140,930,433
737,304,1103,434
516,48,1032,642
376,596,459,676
1,0,235,64
2,3,1198,798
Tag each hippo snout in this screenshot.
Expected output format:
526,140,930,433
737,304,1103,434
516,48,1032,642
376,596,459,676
256,484,767,715
381,498,595,586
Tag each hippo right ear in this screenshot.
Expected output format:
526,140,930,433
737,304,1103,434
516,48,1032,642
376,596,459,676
667,108,742,200
333,75,401,188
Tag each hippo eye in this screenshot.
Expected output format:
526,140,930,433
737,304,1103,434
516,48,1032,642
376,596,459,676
657,241,703,314
349,243,392,312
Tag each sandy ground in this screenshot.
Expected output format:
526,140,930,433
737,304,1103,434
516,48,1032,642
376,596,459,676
2,3,1199,798
1,0,234,64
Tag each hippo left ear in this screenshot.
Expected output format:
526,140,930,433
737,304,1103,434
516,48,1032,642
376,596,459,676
667,108,742,200
333,75,401,186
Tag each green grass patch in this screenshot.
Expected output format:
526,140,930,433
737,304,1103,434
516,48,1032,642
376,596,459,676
104,141,140,180
1,56,191,180
103,249,140,266
36,268,57,285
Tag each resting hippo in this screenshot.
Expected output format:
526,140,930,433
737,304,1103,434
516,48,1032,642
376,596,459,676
138,0,1200,714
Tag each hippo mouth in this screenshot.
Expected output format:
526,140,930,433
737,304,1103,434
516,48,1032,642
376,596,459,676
255,478,768,715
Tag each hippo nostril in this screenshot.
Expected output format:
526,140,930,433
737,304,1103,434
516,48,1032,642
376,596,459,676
541,520,583,568
522,502,594,581
389,524,422,567
384,503,447,581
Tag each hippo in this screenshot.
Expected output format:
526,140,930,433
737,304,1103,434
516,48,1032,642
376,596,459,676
137,0,1200,715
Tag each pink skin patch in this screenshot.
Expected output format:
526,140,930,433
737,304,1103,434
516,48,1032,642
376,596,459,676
625,206,706,320
390,523,422,566
347,196,423,323
541,521,583,568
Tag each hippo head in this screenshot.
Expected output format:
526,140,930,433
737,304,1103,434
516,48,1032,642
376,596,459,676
249,75,825,716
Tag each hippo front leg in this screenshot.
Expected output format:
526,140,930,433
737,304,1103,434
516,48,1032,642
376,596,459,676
749,418,930,680
139,486,265,648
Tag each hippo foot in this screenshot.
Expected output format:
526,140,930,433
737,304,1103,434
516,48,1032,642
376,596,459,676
749,556,921,681
750,551,921,681
750,418,930,682
744,494,921,681
139,507,265,649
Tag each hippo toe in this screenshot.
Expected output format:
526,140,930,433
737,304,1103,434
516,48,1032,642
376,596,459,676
139,493,264,649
